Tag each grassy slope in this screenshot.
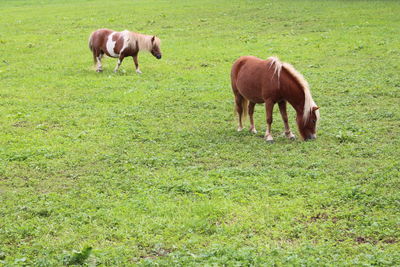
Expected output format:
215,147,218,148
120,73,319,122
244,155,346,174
0,0,399,265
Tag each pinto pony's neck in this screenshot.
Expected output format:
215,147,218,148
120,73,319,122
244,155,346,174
127,31,160,52
267,57,319,124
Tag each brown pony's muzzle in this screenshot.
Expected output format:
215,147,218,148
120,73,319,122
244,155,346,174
156,54,162,59
305,134,316,141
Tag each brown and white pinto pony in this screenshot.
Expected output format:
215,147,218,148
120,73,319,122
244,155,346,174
88,29,162,74
231,56,320,142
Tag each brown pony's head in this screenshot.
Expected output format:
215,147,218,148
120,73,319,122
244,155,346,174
297,106,320,140
150,36,162,59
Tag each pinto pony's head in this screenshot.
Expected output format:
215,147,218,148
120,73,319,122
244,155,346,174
297,105,320,140
150,36,162,59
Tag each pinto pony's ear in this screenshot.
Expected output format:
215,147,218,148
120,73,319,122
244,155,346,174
151,36,155,43
312,106,320,111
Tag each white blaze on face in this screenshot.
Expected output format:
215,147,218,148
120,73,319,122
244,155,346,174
106,32,119,57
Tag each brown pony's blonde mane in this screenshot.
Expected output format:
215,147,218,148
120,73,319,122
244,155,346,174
126,31,161,52
268,56,283,83
267,57,318,124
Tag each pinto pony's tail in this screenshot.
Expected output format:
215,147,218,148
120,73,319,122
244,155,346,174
88,32,96,65
88,33,93,52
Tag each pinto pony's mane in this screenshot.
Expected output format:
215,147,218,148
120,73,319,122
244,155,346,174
267,57,318,124
125,31,161,52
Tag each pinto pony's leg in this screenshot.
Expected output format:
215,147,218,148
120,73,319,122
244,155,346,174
133,55,141,74
96,54,103,72
93,51,103,72
248,101,257,134
92,52,97,66
264,100,274,142
114,55,124,73
278,101,295,139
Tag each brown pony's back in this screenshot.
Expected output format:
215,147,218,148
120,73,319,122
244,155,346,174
232,56,282,104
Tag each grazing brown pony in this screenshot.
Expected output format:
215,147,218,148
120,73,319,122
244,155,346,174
88,29,162,73
231,56,320,142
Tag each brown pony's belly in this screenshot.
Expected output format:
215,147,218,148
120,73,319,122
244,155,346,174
237,88,264,103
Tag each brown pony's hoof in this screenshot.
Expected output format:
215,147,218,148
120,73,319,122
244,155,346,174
265,135,274,143
284,132,296,140
96,69,103,73
266,139,275,144
250,128,257,134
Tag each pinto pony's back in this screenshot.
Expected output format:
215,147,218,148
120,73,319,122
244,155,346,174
231,56,319,142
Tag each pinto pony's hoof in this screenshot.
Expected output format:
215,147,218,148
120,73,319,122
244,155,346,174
237,127,244,132
250,128,257,134
266,139,275,144
96,69,103,73
136,69,142,74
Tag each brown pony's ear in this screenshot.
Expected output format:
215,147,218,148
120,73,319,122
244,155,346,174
312,106,320,111
151,36,155,43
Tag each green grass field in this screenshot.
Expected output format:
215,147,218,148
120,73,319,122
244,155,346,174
1,0,399,265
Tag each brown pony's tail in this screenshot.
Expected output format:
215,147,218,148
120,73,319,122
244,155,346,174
239,97,248,122
231,57,249,125
233,94,248,123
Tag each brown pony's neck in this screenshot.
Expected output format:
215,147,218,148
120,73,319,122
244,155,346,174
280,68,305,118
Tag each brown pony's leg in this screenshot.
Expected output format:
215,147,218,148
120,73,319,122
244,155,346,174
264,100,274,142
133,55,141,74
278,101,295,139
249,101,257,134
114,55,124,73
